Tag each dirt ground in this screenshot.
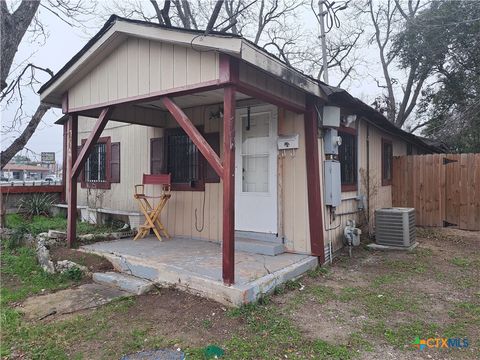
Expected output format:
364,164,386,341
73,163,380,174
50,247,114,273
274,228,480,359
3,228,479,359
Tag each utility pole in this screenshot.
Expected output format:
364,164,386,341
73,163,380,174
318,0,329,84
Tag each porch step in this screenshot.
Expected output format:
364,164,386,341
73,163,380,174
234,237,285,256
92,272,155,295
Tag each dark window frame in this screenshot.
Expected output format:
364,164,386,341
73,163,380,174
381,138,393,186
80,136,111,189
338,126,357,192
150,128,221,192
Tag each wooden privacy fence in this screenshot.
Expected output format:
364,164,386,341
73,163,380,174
392,153,480,231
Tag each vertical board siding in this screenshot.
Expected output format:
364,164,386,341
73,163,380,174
69,39,219,110
392,153,480,230
280,111,310,253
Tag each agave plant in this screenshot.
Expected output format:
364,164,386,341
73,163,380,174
18,194,55,218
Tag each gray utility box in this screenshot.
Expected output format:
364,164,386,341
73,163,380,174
375,208,416,247
324,160,341,207
324,128,340,155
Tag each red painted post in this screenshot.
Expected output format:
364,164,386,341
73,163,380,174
222,85,236,285
304,96,325,263
67,114,78,248
61,122,67,203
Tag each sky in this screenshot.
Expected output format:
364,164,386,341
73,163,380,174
0,1,406,164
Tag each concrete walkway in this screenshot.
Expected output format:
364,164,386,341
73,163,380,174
20,283,132,320
81,237,317,306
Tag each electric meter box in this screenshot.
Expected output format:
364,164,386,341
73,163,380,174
324,128,342,155
324,160,341,207
278,134,299,150
322,106,341,128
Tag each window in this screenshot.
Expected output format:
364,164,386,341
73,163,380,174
79,137,120,189
150,128,220,191
166,129,201,187
338,128,357,192
382,138,393,186
85,143,107,183
407,143,413,155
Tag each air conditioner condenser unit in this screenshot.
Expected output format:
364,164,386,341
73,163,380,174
375,207,416,248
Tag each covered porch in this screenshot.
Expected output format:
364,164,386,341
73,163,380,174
80,236,317,306
40,16,327,291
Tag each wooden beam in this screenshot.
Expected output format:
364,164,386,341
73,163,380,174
222,86,236,285
67,114,78,248
220,53,305,113
61,122,67,202
162,97,224,178
71,107,113,179
69,80,222,113
236,82,306,114
0,185,63,194
304,96,325,262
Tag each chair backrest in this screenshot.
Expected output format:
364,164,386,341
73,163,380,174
143,173,171,185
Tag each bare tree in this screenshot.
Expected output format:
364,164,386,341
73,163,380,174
362,0,435,128
1,0,95,169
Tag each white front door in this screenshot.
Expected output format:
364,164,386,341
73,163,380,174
235,105,278,234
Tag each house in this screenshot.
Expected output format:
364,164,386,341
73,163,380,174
1,163,51,181
39,16,440,304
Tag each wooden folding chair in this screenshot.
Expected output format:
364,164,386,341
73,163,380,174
134,173,172,241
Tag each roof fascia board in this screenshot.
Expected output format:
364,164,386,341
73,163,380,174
115,21,243,54
240,41,327,100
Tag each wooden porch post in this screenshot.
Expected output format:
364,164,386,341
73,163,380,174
304,96,325,263
66,114,78,248
222,86,236,285
61,122,67,203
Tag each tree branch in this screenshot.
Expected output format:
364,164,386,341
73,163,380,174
1,103,50,169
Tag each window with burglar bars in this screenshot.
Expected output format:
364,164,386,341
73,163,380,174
338,130,357,190
166,132,199,184
85,143,107,182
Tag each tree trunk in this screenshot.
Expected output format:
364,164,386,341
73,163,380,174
1,103,50,168
1,0,41,91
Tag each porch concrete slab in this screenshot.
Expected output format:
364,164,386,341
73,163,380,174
80,237,317,306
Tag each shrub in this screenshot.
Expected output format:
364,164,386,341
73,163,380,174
18,194,55,218
62,267,83,281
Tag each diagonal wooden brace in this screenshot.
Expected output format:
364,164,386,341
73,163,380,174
162,97,224,179
71,107,114,179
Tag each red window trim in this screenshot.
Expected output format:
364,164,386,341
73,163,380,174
381,138,393,186
338,126,358,192
80,136,111,190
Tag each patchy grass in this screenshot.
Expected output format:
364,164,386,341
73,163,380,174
5,213,117,236
0,247,81,304
223,301,355,359
0,246,84,358
451,257,472,267
1,228,478,359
